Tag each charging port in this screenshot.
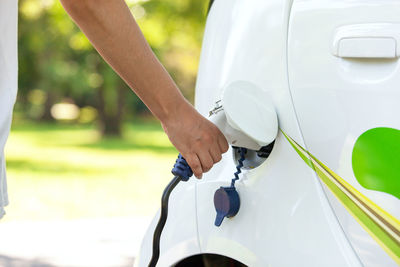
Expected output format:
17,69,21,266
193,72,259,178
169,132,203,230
232,141,274,169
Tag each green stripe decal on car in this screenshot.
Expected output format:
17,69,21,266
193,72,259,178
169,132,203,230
281,131,400,265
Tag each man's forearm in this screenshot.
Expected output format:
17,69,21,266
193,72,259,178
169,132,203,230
60,0,189,123
61,0,229,178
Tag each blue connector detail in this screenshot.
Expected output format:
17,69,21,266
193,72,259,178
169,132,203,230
171,154,193,181
214,186,240,226
230,148,247,187
214,147,246,227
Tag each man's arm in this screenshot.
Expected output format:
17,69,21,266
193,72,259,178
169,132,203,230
60,0,228,178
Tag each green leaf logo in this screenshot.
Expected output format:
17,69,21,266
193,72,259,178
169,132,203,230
352,127,400,199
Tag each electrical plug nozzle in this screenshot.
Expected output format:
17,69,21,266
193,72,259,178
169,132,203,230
171,154,193,181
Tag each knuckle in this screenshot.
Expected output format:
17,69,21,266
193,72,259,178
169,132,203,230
203,133,213,144
185,155,194,165
193,140,202,150
191,162,200,170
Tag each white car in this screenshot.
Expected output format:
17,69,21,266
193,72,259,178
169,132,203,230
136,0,400,266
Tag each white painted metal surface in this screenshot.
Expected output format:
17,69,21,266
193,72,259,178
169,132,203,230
288,1,400,266
136,0,400,266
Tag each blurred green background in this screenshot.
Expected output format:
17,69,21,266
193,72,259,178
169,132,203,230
5,0,210,222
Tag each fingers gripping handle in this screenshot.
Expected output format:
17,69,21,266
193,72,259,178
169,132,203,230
171,154,193,181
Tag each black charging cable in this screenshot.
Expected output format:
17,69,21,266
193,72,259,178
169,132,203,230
148,154,193,267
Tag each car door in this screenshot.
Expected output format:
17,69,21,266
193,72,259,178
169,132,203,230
288,1,400,266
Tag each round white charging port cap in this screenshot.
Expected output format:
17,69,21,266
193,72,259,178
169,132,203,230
222,81,278,147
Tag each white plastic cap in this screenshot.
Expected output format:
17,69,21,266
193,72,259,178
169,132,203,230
210,81,278,150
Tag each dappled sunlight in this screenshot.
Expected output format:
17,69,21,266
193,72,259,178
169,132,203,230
9,0,209,265
51,102,80,120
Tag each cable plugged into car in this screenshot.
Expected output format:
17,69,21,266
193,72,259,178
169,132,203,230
149,81,278,266
214,147,247,226
149,150,248,267
148,154,192,267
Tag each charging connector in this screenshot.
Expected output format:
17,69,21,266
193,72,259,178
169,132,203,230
148,154,192,267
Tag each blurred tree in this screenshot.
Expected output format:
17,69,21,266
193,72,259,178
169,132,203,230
18,0,209,136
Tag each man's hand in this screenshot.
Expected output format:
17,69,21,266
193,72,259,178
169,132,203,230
162,102,228,178
60,0,229,176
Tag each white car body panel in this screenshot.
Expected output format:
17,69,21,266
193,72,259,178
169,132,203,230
288,1,400,266
136,0,400,266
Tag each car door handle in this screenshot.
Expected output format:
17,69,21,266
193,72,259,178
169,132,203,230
332,23,400,59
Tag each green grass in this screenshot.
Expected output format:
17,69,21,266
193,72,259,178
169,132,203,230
3,121,178,222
